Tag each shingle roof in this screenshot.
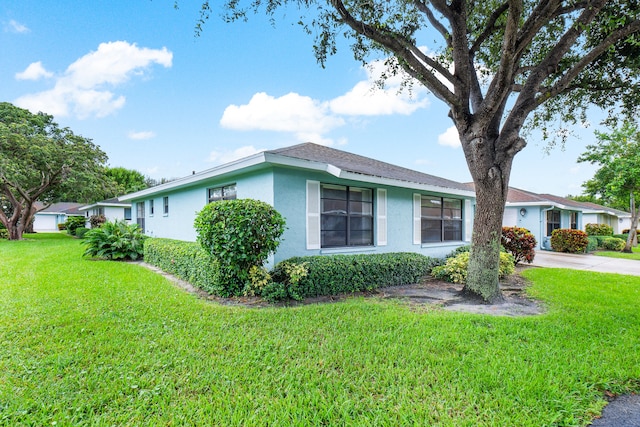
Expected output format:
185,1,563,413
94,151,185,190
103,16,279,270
268,143,470,191
35,202,84,215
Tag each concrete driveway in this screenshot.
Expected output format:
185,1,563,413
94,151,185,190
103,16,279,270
530,250,640,276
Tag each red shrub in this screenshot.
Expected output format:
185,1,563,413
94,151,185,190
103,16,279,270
501,227,537,265
550,229,589,253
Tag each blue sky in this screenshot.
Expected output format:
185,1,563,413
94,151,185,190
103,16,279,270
1,0,602,196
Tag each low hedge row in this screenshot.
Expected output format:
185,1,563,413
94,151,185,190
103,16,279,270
144,238,223,295
587,235,627,252
270,252,439,301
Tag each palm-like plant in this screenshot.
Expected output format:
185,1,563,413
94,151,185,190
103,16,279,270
82,220,146,260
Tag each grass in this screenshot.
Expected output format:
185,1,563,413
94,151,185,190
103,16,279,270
595,245,640,260
1,233,640,426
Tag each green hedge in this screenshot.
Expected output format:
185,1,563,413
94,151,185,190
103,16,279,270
586,236,599,252
602,237,625,251
144,238,222,295
585,223,613,236
269,252,438,301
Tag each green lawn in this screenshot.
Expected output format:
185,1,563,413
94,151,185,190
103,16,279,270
595,245,640,260
1,234,639,426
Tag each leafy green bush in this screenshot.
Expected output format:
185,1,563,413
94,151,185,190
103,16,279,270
65,216,86,235
613,233,630,241
501,226,536,264
585,223,613,236
74,227,89,239
586,236,599,252
144,238,222,295
601,237,626,251
194,199,286,296
431,252,515,284
267,252,437,301
0,229,7,239
550,229,589,253
89,214,106,228
82,220,146,260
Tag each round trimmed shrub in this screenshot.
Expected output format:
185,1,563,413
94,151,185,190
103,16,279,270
501,226,537,265
431,251,515,284
194,199,286,297
550,229,589,253
601,237,626,251
65,216,86,235
585,223,613,236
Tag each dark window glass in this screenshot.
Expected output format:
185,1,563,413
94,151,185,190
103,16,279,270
208,184,237,202
420,195,463,243
320,184,373,248
547,210,561,236
163,196,169,215
124,207,132,221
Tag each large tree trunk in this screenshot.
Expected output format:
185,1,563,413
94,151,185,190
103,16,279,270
624,191,638,253
460,129,522,303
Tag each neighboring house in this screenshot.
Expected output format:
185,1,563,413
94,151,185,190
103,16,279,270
503,187,631,250
32,202,84,232
78,197,132,225
579,201,631,234
120,143,476,264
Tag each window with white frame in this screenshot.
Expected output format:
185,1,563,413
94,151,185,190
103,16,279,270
570,212,577,229
420,196,463,243
547,210,561,236
208,184,237,202
149,199,154,216
320,184,373,247
163,196,169,215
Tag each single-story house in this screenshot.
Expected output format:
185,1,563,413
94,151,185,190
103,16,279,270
503,188,631,250
78,197,132,225
120,142,476,264
33,202,84,232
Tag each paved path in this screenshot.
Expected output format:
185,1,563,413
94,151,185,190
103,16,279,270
530,250,640,275
530,250,640,426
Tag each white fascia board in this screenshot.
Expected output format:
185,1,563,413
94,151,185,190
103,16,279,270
78,202,130,211
119,152,269,201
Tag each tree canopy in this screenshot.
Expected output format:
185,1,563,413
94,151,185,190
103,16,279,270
191,0,640,302
105,167,148,198
0,102,109,240
578,120,640,251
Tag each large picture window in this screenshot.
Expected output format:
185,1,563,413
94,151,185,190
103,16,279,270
547,210,561,236
421,196,462,243
208,184,237,202
321,184,373,248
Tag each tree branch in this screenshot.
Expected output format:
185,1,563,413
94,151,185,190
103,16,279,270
535,18,640,108
330,0,459,107
503,0,608,133
413,0,451,48
470,1,509,54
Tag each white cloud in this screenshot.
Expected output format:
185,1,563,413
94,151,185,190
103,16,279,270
4,19,30,33
208,145,266,164
438,126,461,148
128,130,156,140
14,41,172,118
330,60,429,116
220,92,345,144
15,62,52,81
